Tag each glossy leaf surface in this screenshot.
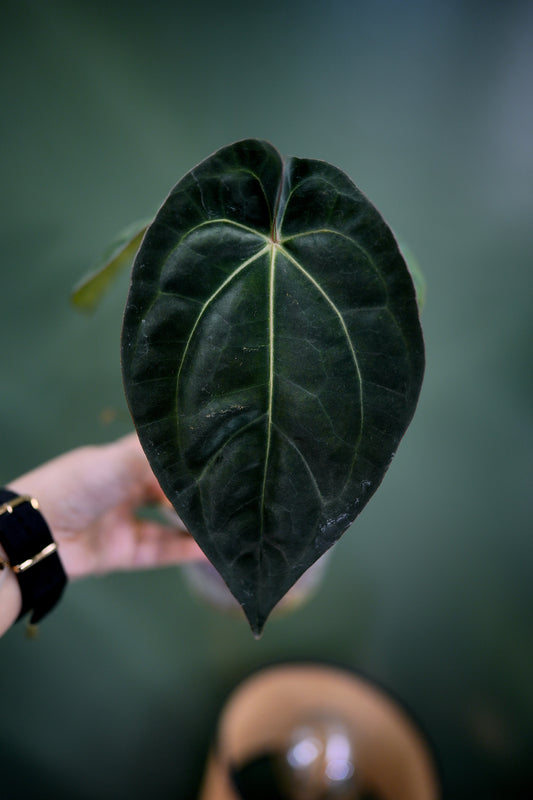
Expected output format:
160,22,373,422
121,140,425,634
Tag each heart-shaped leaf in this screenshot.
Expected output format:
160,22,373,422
121,139,424,635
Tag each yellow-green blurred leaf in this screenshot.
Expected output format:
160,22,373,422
71,218,151,311
399,241,426,310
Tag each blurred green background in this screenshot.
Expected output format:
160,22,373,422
1,1,532,797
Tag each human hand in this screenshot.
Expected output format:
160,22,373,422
7,433,205,580
1,433,206,634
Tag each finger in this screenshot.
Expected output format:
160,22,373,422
105,433,167,506
130,519,207,569
60,512,207,578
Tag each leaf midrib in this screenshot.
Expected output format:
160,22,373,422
259,241,278,543
172,225,365,490
173,201,365,552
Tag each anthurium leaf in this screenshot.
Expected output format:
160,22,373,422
121,139,425,635
71,218,151,311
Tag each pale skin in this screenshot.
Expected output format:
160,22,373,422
0,433,205,636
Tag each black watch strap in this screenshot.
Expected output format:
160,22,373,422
0,488,67,624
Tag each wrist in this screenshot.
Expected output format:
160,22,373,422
0,541,23,632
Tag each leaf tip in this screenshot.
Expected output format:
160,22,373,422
243,604,268,638
70,285,98,313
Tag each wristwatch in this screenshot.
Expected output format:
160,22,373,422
0,488,67,624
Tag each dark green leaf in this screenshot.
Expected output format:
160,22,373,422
71,218,151,311
121,140,425,634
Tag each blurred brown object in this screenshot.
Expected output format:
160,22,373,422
199,664,439,800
